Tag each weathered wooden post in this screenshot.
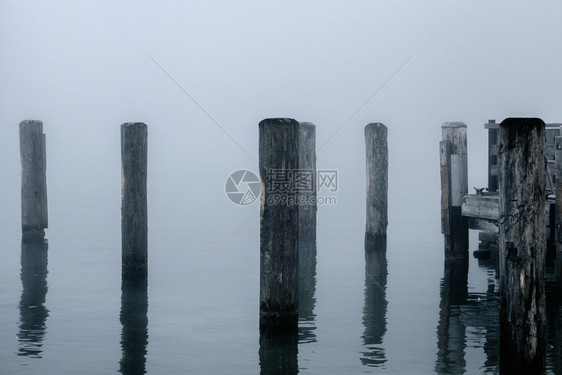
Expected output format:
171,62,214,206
486,119,499,193
121,123,148,279
19,120,48,240
498,118,546,375
555,134,562,243
298,122,317,342
440,122,468,260
365,123,388,248
298,122,317,234
259,118,299,328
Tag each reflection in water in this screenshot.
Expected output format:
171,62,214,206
361,239,388,367
119,273,148,375
18,238,49,358
435,259,468,374
299,227,317,344
259,325,298,375
435,258,501,374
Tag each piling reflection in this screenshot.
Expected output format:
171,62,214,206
299,227,317,344
119,273,148,375
259,325,298,375
435,258,468,374
360,238,388,367
435,257,501,374
18,238,49,358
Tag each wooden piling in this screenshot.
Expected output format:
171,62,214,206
486,119,499,193
365,123,388,248
121,123,148,279
555,135,562,243
440,122,468,260
259,118,299,328
498,118,546,375
298,122,317,235
19,120,48,240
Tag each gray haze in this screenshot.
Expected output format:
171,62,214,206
2,1,562,232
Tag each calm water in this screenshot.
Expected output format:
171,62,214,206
1,191,561,374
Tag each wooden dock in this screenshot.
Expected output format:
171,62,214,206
447,119,562,258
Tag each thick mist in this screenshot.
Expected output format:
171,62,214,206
2,1,561,236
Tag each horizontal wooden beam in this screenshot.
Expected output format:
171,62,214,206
461,194,500,221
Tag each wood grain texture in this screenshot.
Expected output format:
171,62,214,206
365,123,388,247
259,118,299,327
19,120,48,240
441,122,468,259
498,117,546,375
121,123,148,278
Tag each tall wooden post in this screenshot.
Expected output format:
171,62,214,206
440,122,468,260
486,119,499,193
555,134,562,243
259,118,299,328
498,118,546,375
365,123,388,248
19,120,48,241
121,123,148,279
298,122,317,235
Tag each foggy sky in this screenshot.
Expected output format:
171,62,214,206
2,1,562,231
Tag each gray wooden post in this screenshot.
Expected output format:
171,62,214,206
486,119,499,193
121,123,148,278
259,118,299,328
365,123,388,248
298,122,317,235
498,118,546,375
298,122,317,341
555,134,562,243
440,122,468,259
19,120,48,240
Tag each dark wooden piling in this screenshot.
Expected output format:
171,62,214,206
121,123,148,279
498,118,546,375
440,122,468,260
19,120,48,240
259,118,300,328
555,135,562,243
298,122,317,342
365,123,388,248
298,122,317,234
486,119,499,193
